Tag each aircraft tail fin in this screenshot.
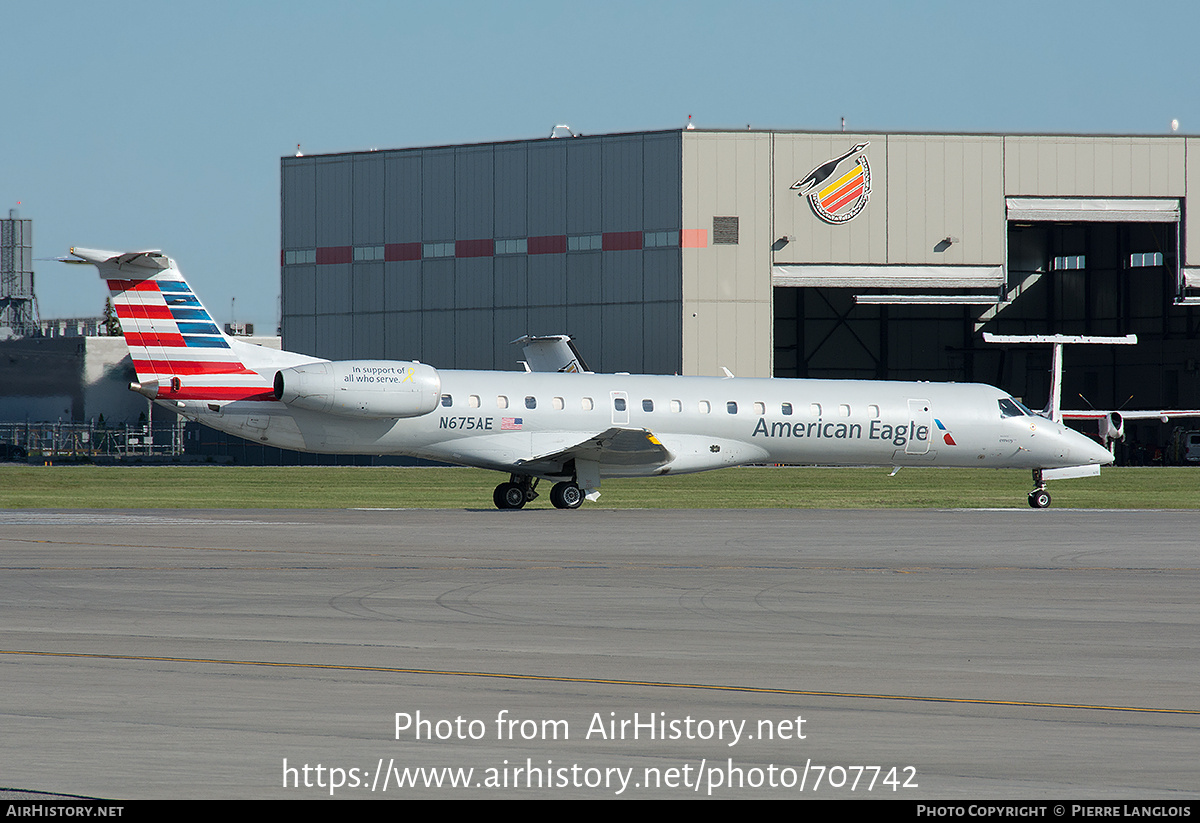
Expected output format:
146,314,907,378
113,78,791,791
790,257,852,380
512,334,592,373
1042,342,1064,423
70,247,282,404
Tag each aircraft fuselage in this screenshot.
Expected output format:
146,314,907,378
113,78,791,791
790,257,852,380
191,369,1104,479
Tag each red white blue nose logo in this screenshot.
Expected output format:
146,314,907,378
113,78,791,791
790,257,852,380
934,418,956,446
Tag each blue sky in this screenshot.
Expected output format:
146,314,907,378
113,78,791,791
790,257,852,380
5,0,1199,330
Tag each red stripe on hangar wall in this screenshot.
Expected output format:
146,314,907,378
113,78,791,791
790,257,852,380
603,231,642,251
316,246,353,264
303,230,703,262
456,239,494,258
527,235,567,255
385,243,422,262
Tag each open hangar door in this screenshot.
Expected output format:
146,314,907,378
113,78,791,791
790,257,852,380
772,198,1200,462
773,287,984,383
988,199,1199,462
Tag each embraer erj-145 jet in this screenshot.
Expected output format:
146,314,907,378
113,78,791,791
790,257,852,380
68,248,1113,509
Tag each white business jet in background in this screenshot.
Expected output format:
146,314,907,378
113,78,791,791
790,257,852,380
67,248,1113,509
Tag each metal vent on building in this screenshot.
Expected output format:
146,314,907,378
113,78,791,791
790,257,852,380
712,216,739,245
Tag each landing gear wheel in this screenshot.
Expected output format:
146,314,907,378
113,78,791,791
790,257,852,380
494,482,527,510
1028,489,1051,509
550,482,584,509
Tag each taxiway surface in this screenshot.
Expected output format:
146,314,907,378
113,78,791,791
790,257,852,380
1,508,1196,799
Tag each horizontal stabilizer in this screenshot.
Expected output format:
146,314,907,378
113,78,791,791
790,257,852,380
69,248,170,271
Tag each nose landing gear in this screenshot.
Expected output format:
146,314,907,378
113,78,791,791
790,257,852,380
1028,469,1051,508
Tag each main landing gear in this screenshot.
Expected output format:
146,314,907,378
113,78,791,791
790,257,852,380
494,475,537,509
548,481,584,509
492,474,584,509
1028,469,1051,509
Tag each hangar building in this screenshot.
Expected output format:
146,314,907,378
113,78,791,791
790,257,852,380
280,128,1200,453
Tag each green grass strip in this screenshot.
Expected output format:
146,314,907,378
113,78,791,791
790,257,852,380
1,465,1198,509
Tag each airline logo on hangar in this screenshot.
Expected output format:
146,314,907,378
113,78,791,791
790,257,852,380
790,142,871,224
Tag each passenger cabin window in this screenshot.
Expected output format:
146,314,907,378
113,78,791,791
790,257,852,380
810,403,822,417
642,399,654,412
581,397,594,410
525,396,537,410
699,401,711,414
552,397,564,410
754,402,765,415
497,395,509,409
839,404,851,417
468,395,480,408
781,402,793,415
670,399,682,413
441,395,452,407
614,397,627,412
727,401,738,414
868,404,880,418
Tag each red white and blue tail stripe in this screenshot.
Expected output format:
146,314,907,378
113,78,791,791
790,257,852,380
70,248,276,403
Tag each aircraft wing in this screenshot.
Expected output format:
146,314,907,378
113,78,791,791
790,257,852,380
433,427,673,474
1063,410,1200,422
1061,408,1200,446
526,427,673,468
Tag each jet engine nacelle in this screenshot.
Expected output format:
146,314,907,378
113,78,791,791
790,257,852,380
1098,411,1124,444
273,360,441,419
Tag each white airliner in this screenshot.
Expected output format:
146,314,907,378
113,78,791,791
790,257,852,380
68,248,1113,509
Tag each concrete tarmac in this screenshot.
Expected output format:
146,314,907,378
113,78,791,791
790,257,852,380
1,508,1197,799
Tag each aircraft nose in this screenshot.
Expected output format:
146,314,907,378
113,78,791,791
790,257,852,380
1068,427,1114,465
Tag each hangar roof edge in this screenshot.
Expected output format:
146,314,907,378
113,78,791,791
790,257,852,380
282,127,1193,163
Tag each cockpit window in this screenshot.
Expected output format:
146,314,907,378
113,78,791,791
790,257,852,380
998,398,1028,418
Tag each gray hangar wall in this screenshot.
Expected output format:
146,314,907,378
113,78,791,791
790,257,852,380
280,131,684,374
752,131,1200,454
281,129,1200,453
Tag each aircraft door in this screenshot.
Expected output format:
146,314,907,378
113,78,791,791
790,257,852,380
611,391,629,426
906,398,931,455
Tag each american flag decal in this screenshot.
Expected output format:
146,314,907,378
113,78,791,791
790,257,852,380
501,417,523,430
